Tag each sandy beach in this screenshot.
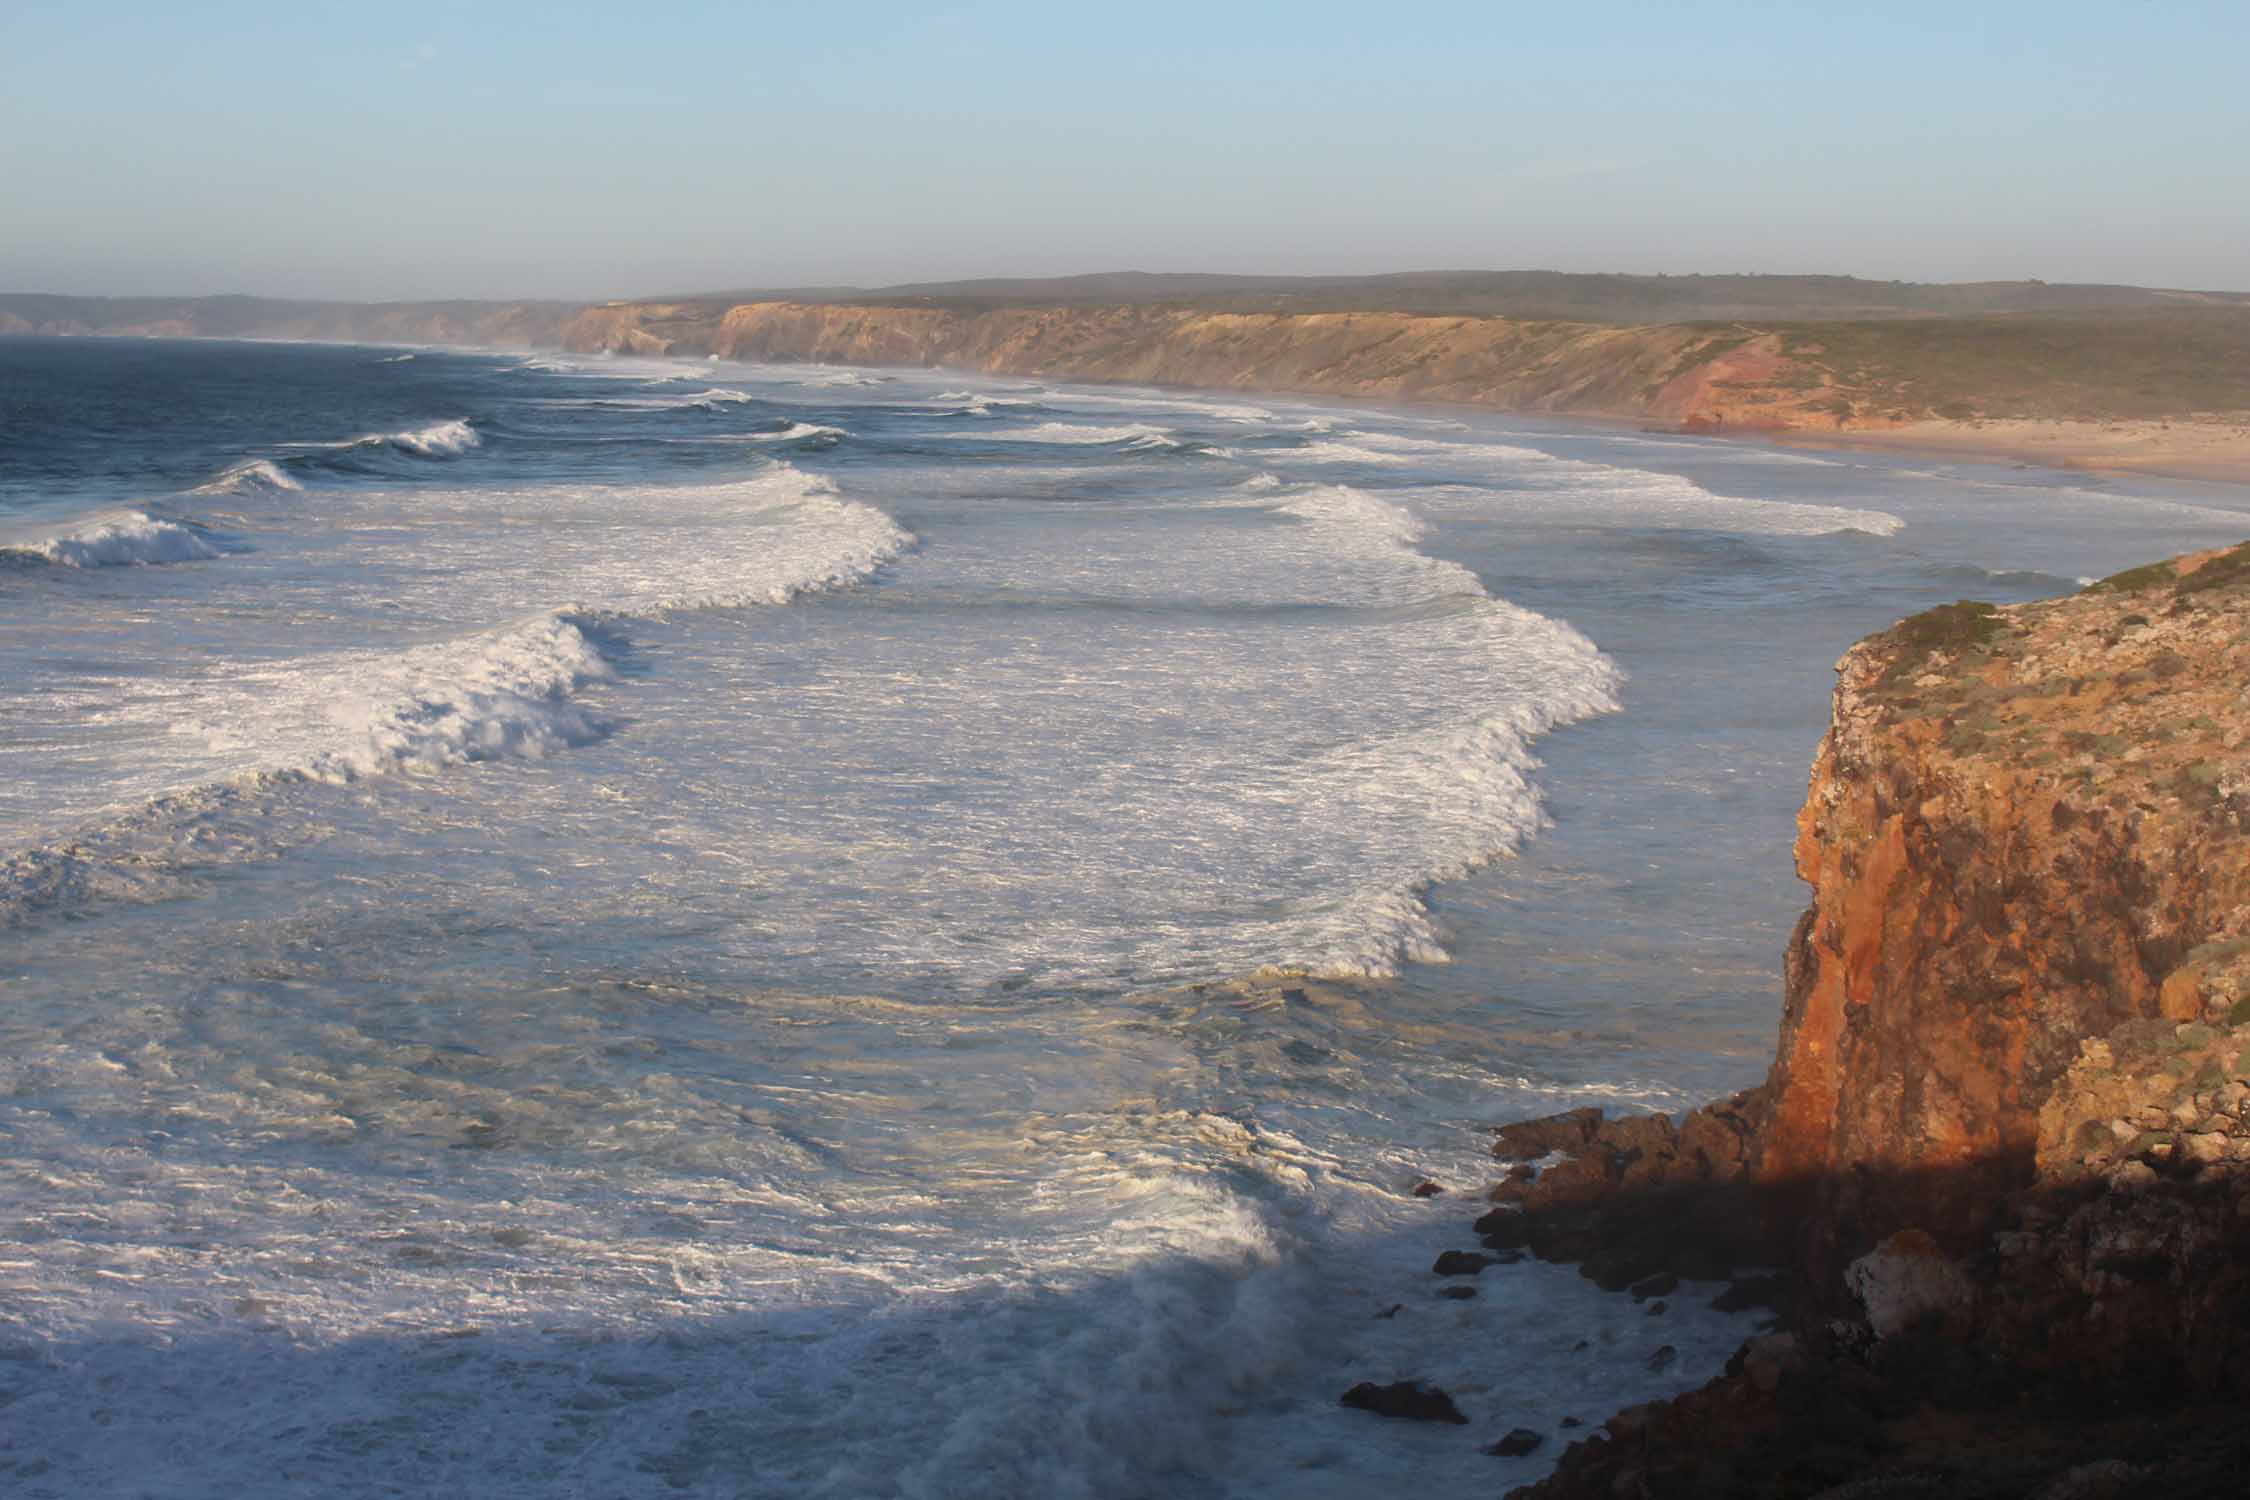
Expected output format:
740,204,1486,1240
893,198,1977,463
1771,414,2250,487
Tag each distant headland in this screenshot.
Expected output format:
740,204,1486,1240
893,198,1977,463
9,270,2250,484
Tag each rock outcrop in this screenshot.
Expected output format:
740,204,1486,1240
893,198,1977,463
1488,544,2250,1497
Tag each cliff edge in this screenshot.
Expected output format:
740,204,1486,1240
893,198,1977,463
1482,544,2250,1497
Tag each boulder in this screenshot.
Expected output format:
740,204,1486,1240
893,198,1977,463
1484,1428,1545,1457
1339,1380,1469,1425
1492,1107,1604,1159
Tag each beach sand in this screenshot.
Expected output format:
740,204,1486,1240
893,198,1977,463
1771,415,2250,487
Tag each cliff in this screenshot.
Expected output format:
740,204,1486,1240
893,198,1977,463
1481,545,2250,1496
11,286,2250,477
554,297,2250,468
556,298,1770,423
1761,557,2250,1298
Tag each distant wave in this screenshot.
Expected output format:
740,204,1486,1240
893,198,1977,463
931,391,1046,418
1262,439,1416,466
1036,389,1279,424
1,509,226,568
537,387,761,415
938,421,1180,449
737,421,847,443
1279,429,1906,537
194,458,302,495
377,353,416,364
387,418,481,456
795,371,889,388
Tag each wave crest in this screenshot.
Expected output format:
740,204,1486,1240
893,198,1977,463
1,510,226,568
194,458,302,495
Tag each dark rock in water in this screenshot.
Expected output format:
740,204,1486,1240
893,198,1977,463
1710,1272,1791,1314
1484,1428,1545,1458
1433,1249,1494,1276
1645,1299,1668,1316
1440,1284,1478,1300
1629,1272,1680,1302
1572,1339,1590,1351
1518,1150,1621,1212
1560,1415,1583,1429
1493,1106,1604,1159
1505,1161,1537,1182
1646,1344,1677,1371
1280,987,1308,1003
1375,1303,1403,1319
1412,1180,1445,1198
1339,1380,1469,1425
1475,1207,1531,1249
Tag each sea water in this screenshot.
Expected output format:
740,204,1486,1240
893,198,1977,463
4,336,2247,1497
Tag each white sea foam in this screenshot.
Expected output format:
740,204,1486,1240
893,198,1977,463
387,417,481,456
306,611,620,779
1240,484,1619,975
740,421,846,442
281,416,483,457
1286,428,1906,536
0,509,226,568
377,352,416,363
193,458,302,495
1037,389,1280,424
941,421,1180,448
1264,438,1417,465
2,465,914,928
796,370,889,387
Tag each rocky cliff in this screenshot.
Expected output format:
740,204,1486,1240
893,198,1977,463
14,288,2249,449
1760,555,2250,1303
555,298,1811,427
1472,545,2250,1496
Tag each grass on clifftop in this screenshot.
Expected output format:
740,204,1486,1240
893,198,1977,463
1777,308,2250,422
2087,540,2250,598
1875,600,2014,691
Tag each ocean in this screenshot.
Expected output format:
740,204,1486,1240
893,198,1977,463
5,335,2248,1497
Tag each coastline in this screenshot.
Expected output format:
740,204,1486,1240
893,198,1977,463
1437,548,2250,1497
1761,414,2250,489
16,322,2250,498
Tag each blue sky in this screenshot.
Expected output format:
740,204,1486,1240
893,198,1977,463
4,0,2245,299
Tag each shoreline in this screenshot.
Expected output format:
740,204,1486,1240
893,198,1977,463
1759,414,2250,489
19,326,2250,499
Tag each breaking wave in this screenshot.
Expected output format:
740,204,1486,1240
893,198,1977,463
1,510,226,568
194,458,302,495
941,421,1181,448
386,418,482,456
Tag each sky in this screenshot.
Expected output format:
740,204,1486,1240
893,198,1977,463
4,0,2247,301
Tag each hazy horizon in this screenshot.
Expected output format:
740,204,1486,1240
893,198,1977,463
5,1,2247,302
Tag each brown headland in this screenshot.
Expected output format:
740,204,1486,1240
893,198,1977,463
1448,544,2250,1497
9,272,2250,485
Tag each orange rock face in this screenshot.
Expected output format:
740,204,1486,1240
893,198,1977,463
1752,557,2250,1293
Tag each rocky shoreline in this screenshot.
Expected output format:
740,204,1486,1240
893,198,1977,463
1362,543,2250,1497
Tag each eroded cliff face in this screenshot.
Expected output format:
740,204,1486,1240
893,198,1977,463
555,299,1819,425
1500,545,2250,1497
1759,549,2250,1297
